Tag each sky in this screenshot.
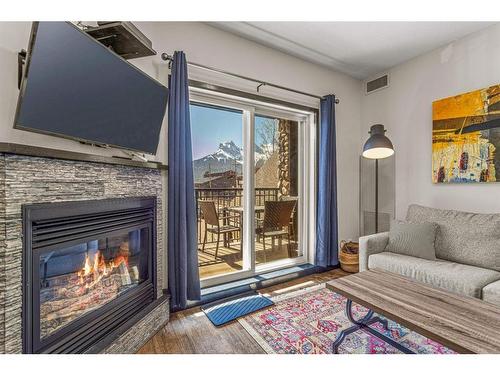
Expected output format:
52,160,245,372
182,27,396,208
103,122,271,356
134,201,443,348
190,103,273,160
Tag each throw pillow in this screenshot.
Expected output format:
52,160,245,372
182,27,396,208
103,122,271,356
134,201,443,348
385,220,437,260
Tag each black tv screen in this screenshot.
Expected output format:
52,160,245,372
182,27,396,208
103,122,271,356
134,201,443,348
14,22,168,154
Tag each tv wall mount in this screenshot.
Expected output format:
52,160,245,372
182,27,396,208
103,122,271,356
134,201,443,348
18,49,27,89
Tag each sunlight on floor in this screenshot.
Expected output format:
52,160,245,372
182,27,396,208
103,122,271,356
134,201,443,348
198,238,299,279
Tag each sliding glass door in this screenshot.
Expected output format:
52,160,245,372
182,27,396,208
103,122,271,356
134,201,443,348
190,91,315,287
190,102,247,281
253,114,301,270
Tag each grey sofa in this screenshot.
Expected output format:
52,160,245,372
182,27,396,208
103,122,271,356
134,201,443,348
359,204,500,306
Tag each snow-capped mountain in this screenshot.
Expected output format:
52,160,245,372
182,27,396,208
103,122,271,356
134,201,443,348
255,143,276,160
193,140,275,182
193,141,242,181
214,140,243,161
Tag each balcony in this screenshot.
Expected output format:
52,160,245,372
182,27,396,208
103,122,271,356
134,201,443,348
196,187,299,279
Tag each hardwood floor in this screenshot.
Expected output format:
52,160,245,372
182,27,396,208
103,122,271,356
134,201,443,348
137,268,349,354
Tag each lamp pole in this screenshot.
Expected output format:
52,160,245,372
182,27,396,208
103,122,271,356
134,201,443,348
362,124,394,234
375,158,378,233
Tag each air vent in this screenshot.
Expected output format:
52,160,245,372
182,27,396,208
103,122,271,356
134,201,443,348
366,74,389,94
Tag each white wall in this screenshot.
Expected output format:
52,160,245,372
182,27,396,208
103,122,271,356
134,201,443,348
361,24,500,218
0,22,363,243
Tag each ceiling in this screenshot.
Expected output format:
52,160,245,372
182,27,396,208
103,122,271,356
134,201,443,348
209,22,497,80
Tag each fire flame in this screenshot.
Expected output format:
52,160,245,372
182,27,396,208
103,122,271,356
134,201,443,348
82,254,92,276
78,250,128,290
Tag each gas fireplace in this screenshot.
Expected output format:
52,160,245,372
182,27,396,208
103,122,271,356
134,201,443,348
22,197,157,353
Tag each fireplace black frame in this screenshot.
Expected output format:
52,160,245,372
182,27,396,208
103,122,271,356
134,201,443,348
22,197,157,353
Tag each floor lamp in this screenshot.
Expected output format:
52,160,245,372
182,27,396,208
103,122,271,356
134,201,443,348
362,124,394,233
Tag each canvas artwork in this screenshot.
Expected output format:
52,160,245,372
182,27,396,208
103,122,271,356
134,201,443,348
432,84,500,183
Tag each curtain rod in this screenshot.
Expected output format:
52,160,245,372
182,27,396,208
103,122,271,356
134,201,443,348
161,53,340,104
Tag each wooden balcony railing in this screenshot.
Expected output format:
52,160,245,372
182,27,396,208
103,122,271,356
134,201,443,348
195,187,279,245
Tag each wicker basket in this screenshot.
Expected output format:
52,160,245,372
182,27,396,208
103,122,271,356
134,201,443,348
339,240,359,273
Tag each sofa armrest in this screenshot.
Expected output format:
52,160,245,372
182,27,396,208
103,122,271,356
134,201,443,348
359,232,389,272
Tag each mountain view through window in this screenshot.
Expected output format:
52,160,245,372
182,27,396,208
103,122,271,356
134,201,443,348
190,102,300,280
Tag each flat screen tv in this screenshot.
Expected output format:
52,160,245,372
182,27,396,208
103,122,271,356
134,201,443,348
14,22,168,155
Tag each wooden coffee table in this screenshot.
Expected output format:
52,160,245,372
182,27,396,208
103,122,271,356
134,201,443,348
326,269,500,354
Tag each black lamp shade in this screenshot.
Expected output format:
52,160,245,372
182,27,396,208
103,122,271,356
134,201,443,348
362,124,394,159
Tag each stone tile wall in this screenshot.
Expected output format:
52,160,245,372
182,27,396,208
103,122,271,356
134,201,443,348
0,153,167,353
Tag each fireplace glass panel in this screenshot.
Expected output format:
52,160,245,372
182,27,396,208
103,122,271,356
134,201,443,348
38,227,149,339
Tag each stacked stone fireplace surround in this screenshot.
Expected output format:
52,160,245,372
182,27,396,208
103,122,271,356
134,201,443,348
0,149,169,353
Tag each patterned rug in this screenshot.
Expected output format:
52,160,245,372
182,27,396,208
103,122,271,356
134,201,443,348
238,285,455,354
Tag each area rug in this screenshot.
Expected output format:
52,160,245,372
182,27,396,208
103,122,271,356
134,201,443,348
238,285,455,354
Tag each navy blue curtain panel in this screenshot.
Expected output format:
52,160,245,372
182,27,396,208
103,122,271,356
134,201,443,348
315,95,339,267
167,51,201,309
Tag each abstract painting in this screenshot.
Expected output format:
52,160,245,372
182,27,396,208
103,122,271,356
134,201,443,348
432,84,500,183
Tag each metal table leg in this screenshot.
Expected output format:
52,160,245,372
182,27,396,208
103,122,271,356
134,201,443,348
332,299,414,354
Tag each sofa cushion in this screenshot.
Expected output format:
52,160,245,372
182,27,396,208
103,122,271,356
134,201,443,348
368,252,500,298
406,204,500,271
385,220,437,260
482,280,500,306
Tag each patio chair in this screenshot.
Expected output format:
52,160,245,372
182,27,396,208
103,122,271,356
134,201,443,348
198,200,241,259
280,195,298,238
256,200,297,262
